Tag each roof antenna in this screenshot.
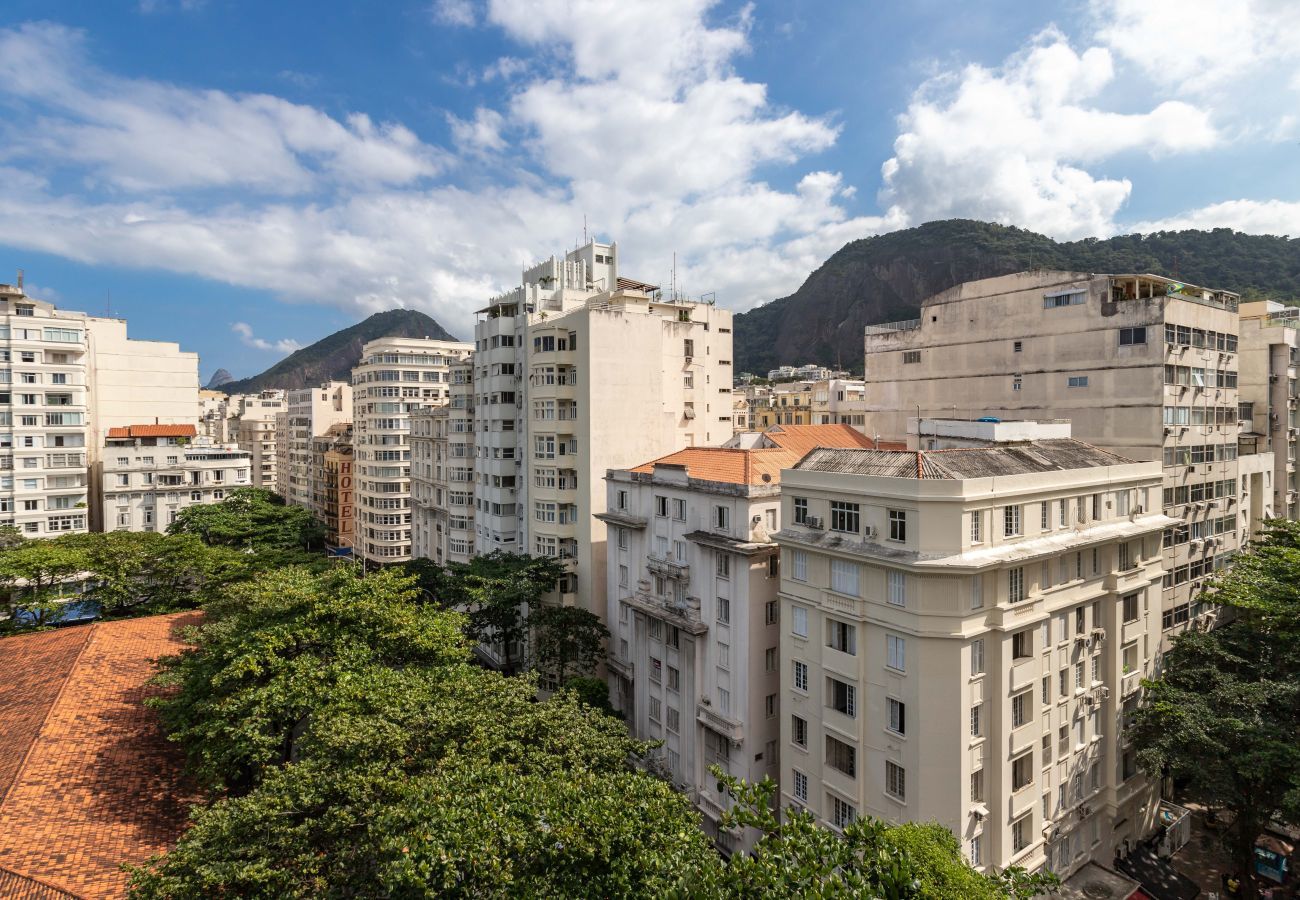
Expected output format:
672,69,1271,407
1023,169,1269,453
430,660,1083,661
671,251,677,301
15,269,23,293
583,215,588,244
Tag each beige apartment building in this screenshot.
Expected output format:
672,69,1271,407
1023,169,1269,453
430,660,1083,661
351,336,473,565
102,424,251,531
198,390,237,443
276,382,352,508
309,423,354,554
601,424,880,852
472,238,733,620
775,428,1170,878
863,272,1274,633
1238,301,1299,519
411,360,474,565
233,391,284,490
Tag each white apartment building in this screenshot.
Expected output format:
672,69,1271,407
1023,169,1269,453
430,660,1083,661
276,382,352,508
812,378,868,430
411,360,475,565
198,390,238,443
863,272,1274,633
473,239,733,619
234,391,284,490
776,432,1170,878
102,425,250,531
600,424,880,853
1239,301,1299,519
351,337,472,565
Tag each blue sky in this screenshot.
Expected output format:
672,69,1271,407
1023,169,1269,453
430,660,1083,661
0,0,1296,381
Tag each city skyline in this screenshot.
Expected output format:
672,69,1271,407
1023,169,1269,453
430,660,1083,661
0,0,1297,379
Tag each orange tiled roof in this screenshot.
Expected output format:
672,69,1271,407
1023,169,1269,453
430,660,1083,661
629,425,895,486
0,612,203,899
105,424,198,439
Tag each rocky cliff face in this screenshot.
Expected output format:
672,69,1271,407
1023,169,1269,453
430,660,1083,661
733,220,1300,374
203,368,234,390
221,309,460,394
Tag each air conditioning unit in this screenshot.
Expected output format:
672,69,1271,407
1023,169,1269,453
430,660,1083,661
1097,686,1111,700
863,525,878,539
805,515,824,530
1084,694,1096,707
1092,628,1106,644
1132,505,1145,516
1074,634,1087,648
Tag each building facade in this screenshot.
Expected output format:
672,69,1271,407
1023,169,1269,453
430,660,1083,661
351,337,473,565
862,272,1274,634
600,424,882,853
411,360,475,565
472,239,734,620
775,436,1169,877
1238,301,1299,519
102,425,251,532
277,382,352,509
234,391,284,490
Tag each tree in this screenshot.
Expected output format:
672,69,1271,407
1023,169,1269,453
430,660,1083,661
0,540,89,630
442,551,565,674
169,487,326,562
531,604,608,684
562,675,620,718
1131,518,1300,899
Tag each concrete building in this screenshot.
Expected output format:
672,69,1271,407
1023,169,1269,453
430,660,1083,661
102,424,251,532
862,272,1274,634
812,378,868,430
472,238,733,622
775,429,1170,877
351,337,473,565
767,364,847,383
1238,301,1299,519
600,424,884,853
309,423,354,554
277,382,352,509
198,390,238,443
411,359,474,565
84,317,199,445
233,391,284,491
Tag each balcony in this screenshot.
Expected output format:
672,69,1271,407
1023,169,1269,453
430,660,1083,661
1121,669,1142,698
697,702,744,746
646,554,689,580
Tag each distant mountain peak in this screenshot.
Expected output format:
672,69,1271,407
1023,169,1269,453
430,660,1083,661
220,308,460,394
204,368,234,390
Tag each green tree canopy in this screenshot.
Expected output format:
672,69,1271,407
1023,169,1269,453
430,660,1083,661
168,487,326,562
441,551,565,674
530,604,608,684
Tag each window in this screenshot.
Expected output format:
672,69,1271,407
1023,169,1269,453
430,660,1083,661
719,688,731,714
1008,567,1025,603
1068,375,1089,388
716,554,731,578
791,549,807,581
1013,340,1023,352
829,500,859,534
1013,375,1022,391
902,350,921,364
885,761,906,801
667,707,680,733
1119,326,1146,346
830,796,857,830
826,735,856,777
970,836,983,867
1075,661,1085,691
1122,591,1140,623
667,666,680,691
649,697,661,722
1012,691,1030,728
792,715,808,748
830,558,860,596
1012,753,1034,791
1040,502,1050,531
887,697,905,735
886,570,906,607
1004,505,1022,536
970,575,983,609
828,678,856,717
717,596,731,624
671,498,686,520
765,600,779,625
714,505,730,531
655,495,668,517
793,660,809,692
1012,629,1032,660
970,703,982,737
888,508,907,542
793,497,808,524
617,528,628,550
765,647,778,672
618,565,628,587
886,634,906,672
793,770,809,802
827,619,856,654
970,511,982,543
1012,816,1031,853
970,639,985,675
791,605,808,637
1044,290,1085,308
970,769,984,802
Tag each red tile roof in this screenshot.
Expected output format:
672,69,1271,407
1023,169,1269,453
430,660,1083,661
105,424,197,439
629,425,898,486
0,612,203,899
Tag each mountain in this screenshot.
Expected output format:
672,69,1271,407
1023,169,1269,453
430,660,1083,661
221,309,461,394
204,368,234,390
733,220,1300,375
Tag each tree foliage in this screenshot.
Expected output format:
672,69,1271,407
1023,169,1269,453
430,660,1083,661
530,604,608,684
168,487,326,563
1130,518,1300,899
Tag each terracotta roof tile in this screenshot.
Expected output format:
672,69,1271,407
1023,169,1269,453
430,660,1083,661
105,424,197,439
0,612,203,899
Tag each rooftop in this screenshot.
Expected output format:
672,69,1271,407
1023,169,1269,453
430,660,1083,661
0,612,202,899
793,438,1137,479
105,424,197,439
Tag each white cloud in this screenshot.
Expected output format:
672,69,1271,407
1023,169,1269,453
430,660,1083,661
232,322,302,354
431,0,476,27
1130,199,1300,236
447,107,506,151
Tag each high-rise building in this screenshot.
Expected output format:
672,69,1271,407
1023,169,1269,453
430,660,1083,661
775,429,1169,877
309,422,354,554
102,425,251,532
233,391,284,490
411,359,474,565
351,337,472,565
472,239,733,619
277,382,352,509
600,424,887,853
1238,301,1299,519
862,272,1276,635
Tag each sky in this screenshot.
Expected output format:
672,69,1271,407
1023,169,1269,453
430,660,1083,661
0,1,1297,381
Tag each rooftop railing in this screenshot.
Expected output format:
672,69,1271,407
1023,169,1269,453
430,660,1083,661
864,318,922,335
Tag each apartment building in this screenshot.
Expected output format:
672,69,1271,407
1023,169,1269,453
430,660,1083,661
276,382,352,508
309,423,354,553
472,238,733,620
411,360,475,565
233,391,284,490
775,429,1169,877
351,337,472,565
811,378,868,430
198,390,238,442
600,424,881,853
102,425,251,532
862,272,1274,633
1239,301,1299,519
